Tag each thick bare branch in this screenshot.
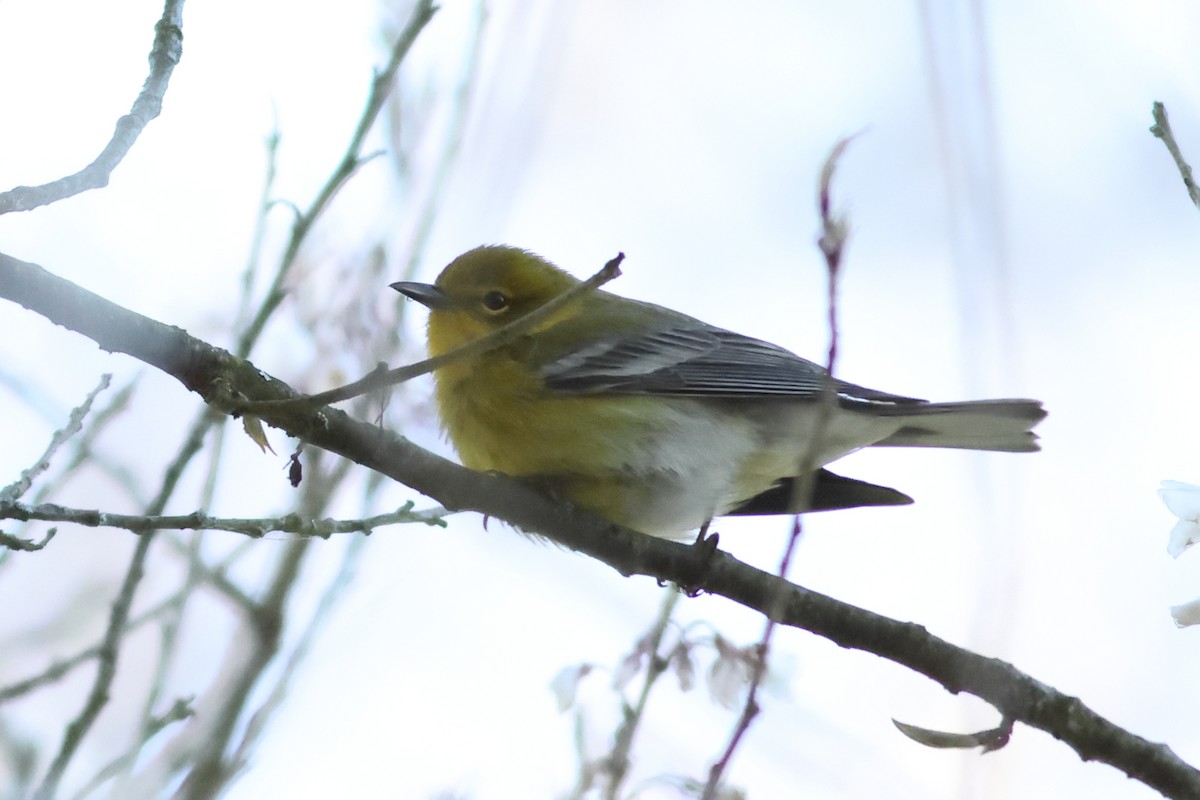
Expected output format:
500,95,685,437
2,250,1197,798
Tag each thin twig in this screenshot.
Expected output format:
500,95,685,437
702,136,856,799
30,379,146,509
67,699,193,800
0,549,250,706
0,500,446,537
32,533,154,800
0,528,55,553
242,252,625,411
233,0,439,359
1150,101,1200,211
0,0,186,214
235,124,283,330
225,535,368,778
171,530,312,796
602,588,682,800
160,534,258,617
0,375,111,503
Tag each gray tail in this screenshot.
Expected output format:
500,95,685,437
871,398,1046,452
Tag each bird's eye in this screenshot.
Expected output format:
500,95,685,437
482,290,510,313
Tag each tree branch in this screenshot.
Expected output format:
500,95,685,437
232,0,439,357
0,500,445,540
1151,101,1200,211
0,0,186,214
0,374,111,503
244,252,623,411
2,249,1198,798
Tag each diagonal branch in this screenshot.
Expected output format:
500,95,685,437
233,0,438,357
243,252,623,411
1151,101,1200,211
0,0,186,214
2,250,1199,798
0,374,111,502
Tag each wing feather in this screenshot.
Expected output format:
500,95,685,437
541,325,925,405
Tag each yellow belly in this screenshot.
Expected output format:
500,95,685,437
434,358,775,536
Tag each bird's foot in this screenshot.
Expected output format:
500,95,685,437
673,520,719,597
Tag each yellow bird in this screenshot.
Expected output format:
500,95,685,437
393,246,1045,538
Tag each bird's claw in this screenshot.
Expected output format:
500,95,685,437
676,521,719,596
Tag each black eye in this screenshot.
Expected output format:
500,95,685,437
482,290,509,312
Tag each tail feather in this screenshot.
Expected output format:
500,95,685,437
727,468,914,516
870,398,1046,452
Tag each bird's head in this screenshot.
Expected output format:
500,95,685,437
392,245,580,354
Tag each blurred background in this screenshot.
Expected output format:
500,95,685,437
1,1,1199,798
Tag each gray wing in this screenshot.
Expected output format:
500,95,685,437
540,325,925,405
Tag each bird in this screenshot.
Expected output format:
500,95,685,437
392,245,1045,539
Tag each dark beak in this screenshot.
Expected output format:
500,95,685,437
391,281,453,310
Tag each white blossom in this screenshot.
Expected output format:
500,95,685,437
1158,480,1200,557
550,663,592,712
1171,599,1200,628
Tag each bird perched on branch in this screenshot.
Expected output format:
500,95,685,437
393,245,1045,538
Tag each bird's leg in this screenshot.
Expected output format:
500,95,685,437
674,519,719,597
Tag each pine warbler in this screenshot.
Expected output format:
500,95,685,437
393,246,1045,538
